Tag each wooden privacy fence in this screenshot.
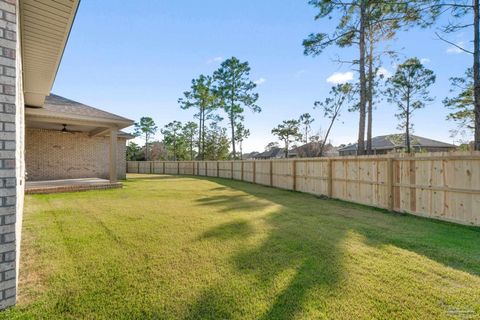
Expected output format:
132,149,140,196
127,151,480,227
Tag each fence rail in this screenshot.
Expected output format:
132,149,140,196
127,151,480,227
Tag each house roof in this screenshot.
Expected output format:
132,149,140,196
43,94,133,123
338,134,456,152
291,142,338,154
26,94,134,129
242,152,260,160
255,147,285,158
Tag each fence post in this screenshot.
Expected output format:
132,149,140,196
217,162,220,177
253,161,256,184
409,158,416,212
137,161,140,173
269,160,273,186
231,161,234,179
150,161,153,174
177,161,180,175
292,160,297,191
387,158,394,211
192,161,195,175
162,162,165,174
241,161,244,181
327,159,333,198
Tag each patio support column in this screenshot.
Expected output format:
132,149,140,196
109,129,117,183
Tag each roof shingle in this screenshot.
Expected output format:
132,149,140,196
41,94,133,124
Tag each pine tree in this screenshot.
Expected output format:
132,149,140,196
133,117,158,160
182,121,199,160
385,58,436,153
271,120,302,158
314,83,353,156
161,121,184,161
213,57,260,159
303,0,438,155
434,0,480,150
178,75,219,160
444,68,475,139
299,113,315,144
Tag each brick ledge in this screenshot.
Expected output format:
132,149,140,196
25,182,123,194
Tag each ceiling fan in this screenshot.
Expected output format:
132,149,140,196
61,124,81,134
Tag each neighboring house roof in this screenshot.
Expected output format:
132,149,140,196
291,142,339,157
26,94,134,129
323,147,340,157
291,142,317,154
242,152,260,160
245,143,340,159
255,147,285,158
338,134,456,152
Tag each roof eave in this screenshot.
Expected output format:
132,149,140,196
21,0,81,107
26,108,133,129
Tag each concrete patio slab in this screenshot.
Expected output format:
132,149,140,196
25,178,122,194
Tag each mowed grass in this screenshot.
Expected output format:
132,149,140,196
2,174,480,319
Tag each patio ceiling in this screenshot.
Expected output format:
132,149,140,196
25,93,134,136
25,118,106,135
25,109,131,137
25,119,133,139
20,0,80,107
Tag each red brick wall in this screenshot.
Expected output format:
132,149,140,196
26,128,127,181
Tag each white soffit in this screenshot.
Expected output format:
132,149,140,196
20,0,80,107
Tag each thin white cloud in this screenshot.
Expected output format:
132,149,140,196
254,78,266,85
207,56,223,64
326,71,354,84
446,42,465,54
377,67,390,78
420,58,431,64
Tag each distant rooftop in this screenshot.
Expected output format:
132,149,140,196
338,134,456,152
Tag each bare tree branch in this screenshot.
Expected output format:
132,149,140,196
435,32,473,54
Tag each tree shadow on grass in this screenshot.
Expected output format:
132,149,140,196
186,177,480,319
187,180,348,319
210,178,480,276
188,217,344,319
198,220,254,240
195,194,273,214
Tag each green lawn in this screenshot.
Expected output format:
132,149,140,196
2,174,480,319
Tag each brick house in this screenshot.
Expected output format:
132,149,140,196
0,0,136,309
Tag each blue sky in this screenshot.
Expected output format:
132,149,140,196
53,1,472,152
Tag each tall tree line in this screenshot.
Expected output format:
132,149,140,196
303,1,444,154
178,75,218,160
178,57,260,160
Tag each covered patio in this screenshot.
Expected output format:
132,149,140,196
25,94,134,186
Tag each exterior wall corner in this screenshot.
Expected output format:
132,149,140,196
0,0,20,310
